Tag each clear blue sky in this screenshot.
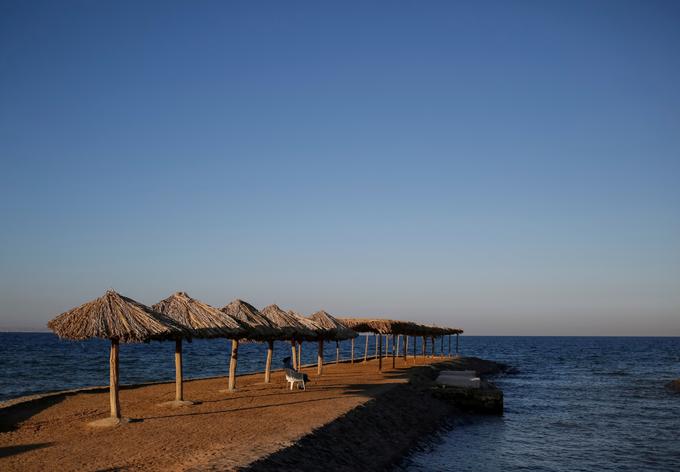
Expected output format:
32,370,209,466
1,1,679,335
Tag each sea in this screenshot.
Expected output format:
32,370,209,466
396,336,680,472
1,334,679,471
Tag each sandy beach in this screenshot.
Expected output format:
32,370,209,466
0,356,492,471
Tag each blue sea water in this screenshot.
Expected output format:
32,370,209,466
0,332,369,401
396,336,680,472
1,334,678,471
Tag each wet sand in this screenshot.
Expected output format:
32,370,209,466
0,356,471,471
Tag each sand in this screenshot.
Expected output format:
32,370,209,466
0,356,469,471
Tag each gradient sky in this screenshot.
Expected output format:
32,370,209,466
1,1,679,335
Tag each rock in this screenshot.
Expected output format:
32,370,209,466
431,380,504,415
446,356,508,376
666,379,680,393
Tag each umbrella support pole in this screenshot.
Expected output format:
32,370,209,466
158,338,194,407
335,341,339,365
297,341,302,371
351,337,355,364
291,339,298,370
378,334,383,371
228,339,238,392
175,338,184,400
364,335,369,362
317,339,324,376
88,339,129,427
111,339,120,417
264,340,273,383
391,335,396,368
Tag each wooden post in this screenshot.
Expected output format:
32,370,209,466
336,340,340,364
297,341,302,371
396,334,401,358
228,339,239,392
440,336,444,358
422,336,426,357
378,333,383,371
404,335,409,360
374,334,379,359
175,338,183,401
264,340,273,383
110,339,121,418
448,335,451,357
412,335,416,360
351,337,355,364
431,336,435,357
456,333,460,355
391,334,396,369
385,335,389,356
317,339,324,375
291,339,298,370
364,335,369,362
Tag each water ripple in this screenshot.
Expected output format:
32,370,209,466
396,336,680,472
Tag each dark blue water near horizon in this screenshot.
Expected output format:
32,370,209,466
396,336,680,472
1,334,678,471
0,332,366,401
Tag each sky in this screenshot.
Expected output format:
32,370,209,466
1,0,679,335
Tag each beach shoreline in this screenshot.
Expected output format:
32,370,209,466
0,356,505,471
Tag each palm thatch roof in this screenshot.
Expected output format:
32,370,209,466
260,304,317,340
220,299,279,340
48,290,188,343
338,318,417,335
417,324,463,336
288,310,322,341
308,310,357,341
339,318,464,336
152,292,245,339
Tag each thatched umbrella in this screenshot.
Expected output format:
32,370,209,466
48,290,186,427
259,305,317,381
308,310,356,376
220,299,277,391
339,318,421,370
290,310,322,370
152,292,244,405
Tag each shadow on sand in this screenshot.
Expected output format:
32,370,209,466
0,394,67,433
237,364,451,471
0,442,53,459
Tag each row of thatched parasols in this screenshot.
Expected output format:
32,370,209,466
338,318,464,370
47,290,462,427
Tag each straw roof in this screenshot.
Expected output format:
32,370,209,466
48,290,187,343
152,292,245,339
421,324,463,336
308,310,357,341
338,318,417,335
220,299,278,340
288,310,322,341
260,304,317,340
339,318,464,336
